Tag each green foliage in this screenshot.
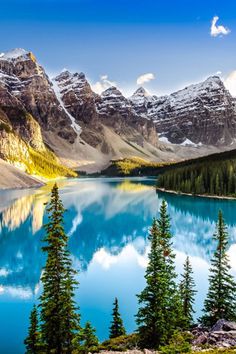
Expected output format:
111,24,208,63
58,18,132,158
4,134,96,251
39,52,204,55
4,133,77,179
39,183,80,353
24,305,41,354
180,257,196,329
100,334,139,351
159,331,192,354
109,298,126,339
136,201,184,349
201,211,236,327
194,350,236,354
103,157,168,176
27,147,77,179
115,157,157,175
74,322,99,354
157,150,236,197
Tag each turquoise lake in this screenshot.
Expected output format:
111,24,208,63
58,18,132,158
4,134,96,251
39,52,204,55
1,177,236,353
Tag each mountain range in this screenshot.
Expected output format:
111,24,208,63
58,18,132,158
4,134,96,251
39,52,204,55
0,48,236,187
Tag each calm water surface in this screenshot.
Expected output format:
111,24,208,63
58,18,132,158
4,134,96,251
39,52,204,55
1,177,236,353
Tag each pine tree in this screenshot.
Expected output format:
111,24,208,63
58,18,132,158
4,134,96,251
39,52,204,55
80,322,99,354
180,256,196,329
24,305,40,354
136,201,183,349
157,200,184,335
109,298,126,339
201,210,236,327
40,183,80,353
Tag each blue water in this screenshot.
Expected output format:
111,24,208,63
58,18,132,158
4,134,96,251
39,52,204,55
1,177,236,354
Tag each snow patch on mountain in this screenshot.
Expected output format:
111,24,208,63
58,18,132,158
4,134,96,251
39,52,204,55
0,48,30,61
159,136,172,144
52,78,81,134
181,139,198,147
97,86,132,115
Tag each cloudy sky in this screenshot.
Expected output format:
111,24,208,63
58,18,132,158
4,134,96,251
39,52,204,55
1,0,236,96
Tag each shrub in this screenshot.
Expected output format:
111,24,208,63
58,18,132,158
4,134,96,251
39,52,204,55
99,334,139,351
159,331,192,354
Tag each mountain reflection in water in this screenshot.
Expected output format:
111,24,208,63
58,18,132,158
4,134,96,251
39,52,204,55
1,177,236,353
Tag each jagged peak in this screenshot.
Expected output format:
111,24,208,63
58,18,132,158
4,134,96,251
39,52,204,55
101,86,124,97
0,48,36,62
203,75,224,87
55,71,86,83
168,75,227,102
132,87,150,97
186,75,223,90
205,75,221,81
54,70,72,81
74,72,86,80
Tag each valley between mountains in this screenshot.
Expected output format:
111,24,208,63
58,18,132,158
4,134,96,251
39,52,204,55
1,48,236,188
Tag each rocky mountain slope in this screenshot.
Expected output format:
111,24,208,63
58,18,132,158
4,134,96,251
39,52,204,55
0,48,236,186
131,76,236,146
54,71,158,154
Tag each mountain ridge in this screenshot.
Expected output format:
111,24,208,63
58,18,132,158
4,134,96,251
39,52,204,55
0,48,236,187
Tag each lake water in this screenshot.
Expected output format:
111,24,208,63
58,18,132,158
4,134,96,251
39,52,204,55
1,177,236,353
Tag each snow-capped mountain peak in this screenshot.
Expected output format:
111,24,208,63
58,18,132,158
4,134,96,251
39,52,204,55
101,86,123,97
132,87,150,97
129,87,155,118
0,48,33,61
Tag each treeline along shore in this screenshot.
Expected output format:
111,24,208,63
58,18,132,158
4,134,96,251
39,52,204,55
157,148,236,198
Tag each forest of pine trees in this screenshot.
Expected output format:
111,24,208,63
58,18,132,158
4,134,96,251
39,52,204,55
24,185,236,353
157,150,236,197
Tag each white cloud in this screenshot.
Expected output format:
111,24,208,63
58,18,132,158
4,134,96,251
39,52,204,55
92,75,117,94
0,286,33,299
136,73,155,85
93,248,120,270
224,70,236,96
210,16,230,37
0,268,10,277
91,242,149,271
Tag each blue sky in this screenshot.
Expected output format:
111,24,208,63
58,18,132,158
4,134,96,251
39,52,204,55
1,0,236,95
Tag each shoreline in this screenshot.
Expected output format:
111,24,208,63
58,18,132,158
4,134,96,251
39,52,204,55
0,175,156,192
156,187,236,201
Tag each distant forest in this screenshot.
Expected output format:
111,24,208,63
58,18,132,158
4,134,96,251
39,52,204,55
157,149,236,197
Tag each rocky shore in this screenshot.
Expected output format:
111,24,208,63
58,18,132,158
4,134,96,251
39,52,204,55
192,319,236,350
95,320,236,354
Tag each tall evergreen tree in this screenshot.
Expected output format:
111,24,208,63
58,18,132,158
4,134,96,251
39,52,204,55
24,305,40,354
201,210,236,327
157,201,184,335
80,322,99,354
180,256,196,329
40,183,80,353
109,298,126,339
136,201,183,349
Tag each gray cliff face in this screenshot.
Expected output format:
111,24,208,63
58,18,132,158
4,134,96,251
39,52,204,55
54,70,99,125
54,75,159,148
0,49,76,144
129,87,158,119
132,76,236,146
